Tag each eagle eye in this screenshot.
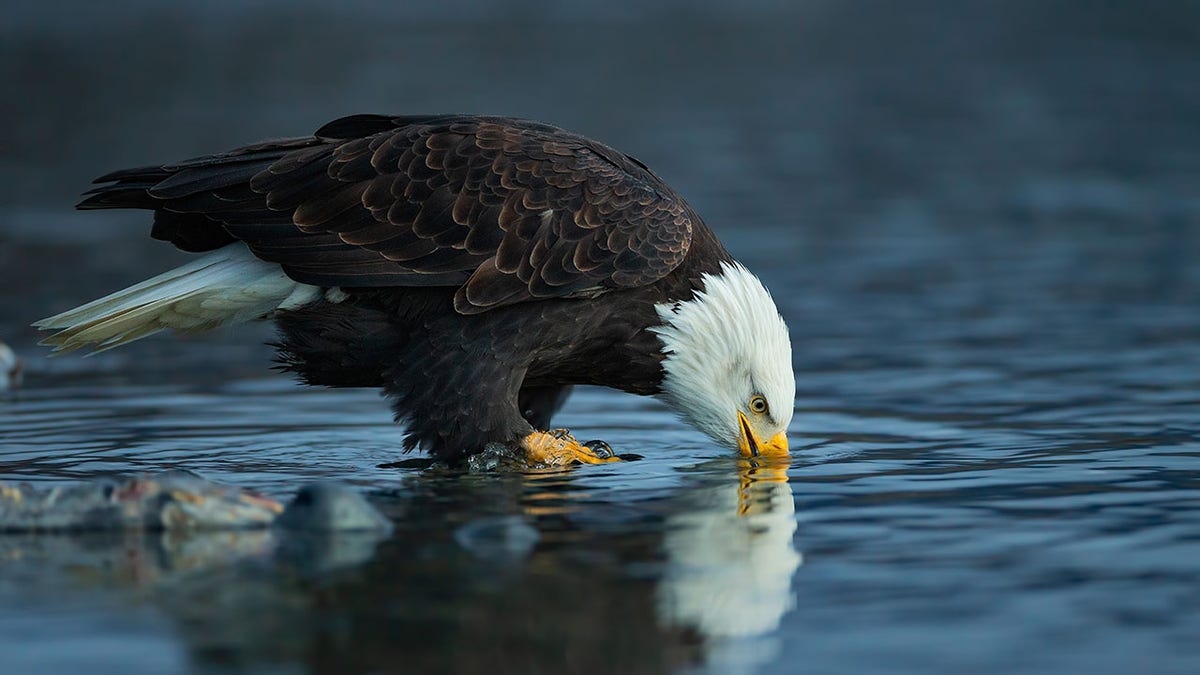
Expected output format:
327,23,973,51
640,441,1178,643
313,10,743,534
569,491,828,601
749,395,768,414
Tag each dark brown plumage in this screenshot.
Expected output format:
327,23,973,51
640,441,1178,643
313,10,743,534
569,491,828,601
81,115,698,313
73,114,734,461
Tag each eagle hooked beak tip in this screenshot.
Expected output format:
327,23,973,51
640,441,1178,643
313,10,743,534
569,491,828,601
737,411,788,458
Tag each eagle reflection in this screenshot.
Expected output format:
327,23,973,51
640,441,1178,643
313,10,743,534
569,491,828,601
657,459,801,666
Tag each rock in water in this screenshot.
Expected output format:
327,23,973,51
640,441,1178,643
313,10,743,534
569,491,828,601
0,470,282,532
0,470,391,533
275,483,393,532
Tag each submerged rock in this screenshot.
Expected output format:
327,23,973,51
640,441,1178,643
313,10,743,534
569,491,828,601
275,483,393,532
0,470,390,533
273,486,394,575
453,515,540,563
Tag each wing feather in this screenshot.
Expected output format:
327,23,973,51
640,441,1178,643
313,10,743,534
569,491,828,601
80,115,698,313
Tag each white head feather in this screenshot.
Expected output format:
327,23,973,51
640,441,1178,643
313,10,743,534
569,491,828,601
651,261,794,450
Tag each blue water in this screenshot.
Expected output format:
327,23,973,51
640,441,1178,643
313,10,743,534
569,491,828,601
2,2,1199,673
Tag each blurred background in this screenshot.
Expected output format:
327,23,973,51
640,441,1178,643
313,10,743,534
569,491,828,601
2,2,1199,674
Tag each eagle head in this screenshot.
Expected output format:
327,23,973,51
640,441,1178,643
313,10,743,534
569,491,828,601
652,262,794,457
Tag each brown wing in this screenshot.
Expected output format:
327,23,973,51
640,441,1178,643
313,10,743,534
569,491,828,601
80,114,696,314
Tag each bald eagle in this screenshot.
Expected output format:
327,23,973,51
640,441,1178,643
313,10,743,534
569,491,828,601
36,115,794,466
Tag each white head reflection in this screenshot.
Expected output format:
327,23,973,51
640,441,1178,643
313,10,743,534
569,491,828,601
657,460,801,669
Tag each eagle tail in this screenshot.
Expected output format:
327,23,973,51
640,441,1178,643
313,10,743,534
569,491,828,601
35,246,320,355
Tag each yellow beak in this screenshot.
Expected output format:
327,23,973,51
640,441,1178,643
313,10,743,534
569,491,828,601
737,411,789,457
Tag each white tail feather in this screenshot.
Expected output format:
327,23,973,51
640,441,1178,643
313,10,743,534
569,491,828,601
35,246,321,354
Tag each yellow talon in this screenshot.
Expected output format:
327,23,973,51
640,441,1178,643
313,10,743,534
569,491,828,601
521,429,621,467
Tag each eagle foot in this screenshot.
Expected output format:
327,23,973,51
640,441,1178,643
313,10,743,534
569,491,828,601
521,430,621,467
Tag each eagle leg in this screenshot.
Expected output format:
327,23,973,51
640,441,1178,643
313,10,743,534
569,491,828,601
521,429,620,466
518,385,573,430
